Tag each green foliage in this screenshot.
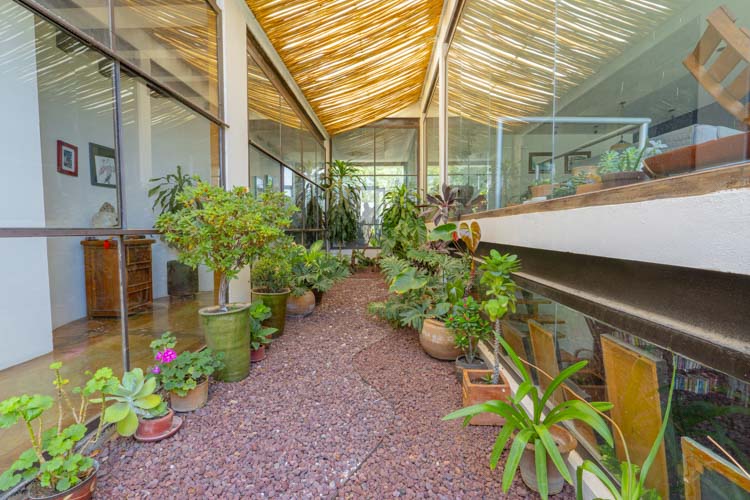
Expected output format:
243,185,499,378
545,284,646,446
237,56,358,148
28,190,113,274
379,215,427,259
322,160,362,249
99,368,167,437
445,296,492,363
420,184,458,226
445,338,614,500
380,184,422,249
155,182,296,308
290,240,350,296
351,249,377,270
249,301,276,350
597,140,666,174
148,165,199,216
149,333,224,397
532,178,553,186
0,364,117,493
252,237,296,293
575,366,677,500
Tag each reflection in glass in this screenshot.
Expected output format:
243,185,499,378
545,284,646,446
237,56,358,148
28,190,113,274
0,0,117,229
114,0,219,115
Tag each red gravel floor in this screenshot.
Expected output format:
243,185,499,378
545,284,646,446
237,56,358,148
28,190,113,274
95,274,573,498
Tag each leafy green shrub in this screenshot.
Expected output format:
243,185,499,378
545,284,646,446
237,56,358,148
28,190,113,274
155,182,296,310
148,165,199,216
597,140,666,174
290,240,350,296
252,239,296,293
445,296,492,364
322,160,362,251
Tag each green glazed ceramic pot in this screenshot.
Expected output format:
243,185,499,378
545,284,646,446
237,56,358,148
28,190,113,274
251,288,290,337
199,303,250,382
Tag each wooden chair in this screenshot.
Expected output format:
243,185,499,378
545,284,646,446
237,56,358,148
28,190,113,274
684,6,750,125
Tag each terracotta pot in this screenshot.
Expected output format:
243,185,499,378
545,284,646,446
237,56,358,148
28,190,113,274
252,288,290,337
519,425,578,495
570,165,600,180
170,379,209,412
419,319,461,360
312,289,324,305
251,345,266,363
136,409,175,439
600,171,647,189
287,289,315,317
529,183,557,198
575,182,603,194
644,131,750,178
28,461,98,500
455,354,486,383
462,369,511,426
199,303,251,382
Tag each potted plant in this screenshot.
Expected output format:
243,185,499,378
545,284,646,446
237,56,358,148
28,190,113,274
99,367,178,442
291,240,350,306
148,166,201,298
597,140,666,189
322,160,362,253
460,249,521,425
446,296,491,381
445,338,615,499
0,364,119,500
251,238,295,336
289,243,318,317
149,332,224,412
249,301,276,362
156,183,295,382
529,178,558,199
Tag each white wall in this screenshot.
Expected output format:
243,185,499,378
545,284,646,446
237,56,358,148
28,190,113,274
222,0,252,303
0,5,54,369
464,188,750,276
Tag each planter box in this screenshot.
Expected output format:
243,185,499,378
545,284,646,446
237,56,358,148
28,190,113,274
644,131,750,178
461,369,511,426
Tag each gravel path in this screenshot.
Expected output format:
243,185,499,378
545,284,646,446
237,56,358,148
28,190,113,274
95,274,573,499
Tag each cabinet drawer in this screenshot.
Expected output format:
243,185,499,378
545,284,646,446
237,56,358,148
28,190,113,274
126,245,151,265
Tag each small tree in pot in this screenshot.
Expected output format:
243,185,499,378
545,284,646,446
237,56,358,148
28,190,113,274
156,183,295,382
322,160,362,253
445,296,492,381
251,237,296,336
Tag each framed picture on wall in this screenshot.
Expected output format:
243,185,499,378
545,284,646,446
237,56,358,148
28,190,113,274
528,152,553,174
56,140,78,177
564,151,592,173
89,143,116,188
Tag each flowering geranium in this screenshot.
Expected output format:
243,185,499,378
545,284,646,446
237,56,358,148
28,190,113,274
148,332,224,396
155,348,177,364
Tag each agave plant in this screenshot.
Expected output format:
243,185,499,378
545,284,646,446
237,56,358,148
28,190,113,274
98,368,168,436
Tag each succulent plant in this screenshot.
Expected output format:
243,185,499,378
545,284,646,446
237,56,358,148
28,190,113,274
98,368,167,436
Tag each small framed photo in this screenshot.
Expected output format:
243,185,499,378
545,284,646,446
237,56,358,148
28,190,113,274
528,152,553,174
57,140,78,177
564,151,592,173
89,143,116,188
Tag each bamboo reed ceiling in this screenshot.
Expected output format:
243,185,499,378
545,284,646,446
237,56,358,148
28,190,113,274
247,49,304,129
449,0,690,129
245,0,443,135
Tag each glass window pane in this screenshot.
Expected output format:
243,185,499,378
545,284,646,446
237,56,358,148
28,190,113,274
0,1,118,229
249,146,281,195
114,0,219,115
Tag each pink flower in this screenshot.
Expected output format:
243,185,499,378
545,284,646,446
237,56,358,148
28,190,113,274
151,366,161,375
155,348,177,364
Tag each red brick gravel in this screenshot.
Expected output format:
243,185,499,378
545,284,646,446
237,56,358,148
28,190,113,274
94,274,573,499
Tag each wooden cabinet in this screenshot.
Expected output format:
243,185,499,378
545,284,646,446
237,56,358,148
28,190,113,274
81,238,155,318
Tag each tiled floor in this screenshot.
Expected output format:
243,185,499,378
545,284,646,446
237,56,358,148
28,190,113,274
0,292,213,469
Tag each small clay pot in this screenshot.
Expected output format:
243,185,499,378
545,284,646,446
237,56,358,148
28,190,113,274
251,346,266,363
601,171,647,189
519,425,578,495
28,461,98,500
170,379,209,412
420,319,462,360
136,409,174,439
461,369,511,426
287,290,315,317
529,183,558,198
575,182,603,194
455,355,487,383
